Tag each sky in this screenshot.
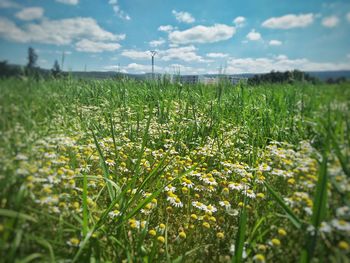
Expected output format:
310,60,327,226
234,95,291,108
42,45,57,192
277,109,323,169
0,0,350,74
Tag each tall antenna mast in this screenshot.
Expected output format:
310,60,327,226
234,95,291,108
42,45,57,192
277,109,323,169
150,50,157,80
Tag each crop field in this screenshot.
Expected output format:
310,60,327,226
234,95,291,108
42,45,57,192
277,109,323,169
0,78,349,262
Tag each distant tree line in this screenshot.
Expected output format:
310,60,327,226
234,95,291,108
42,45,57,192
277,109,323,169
247,70,321,85
0,46,65,79
325,76,347,84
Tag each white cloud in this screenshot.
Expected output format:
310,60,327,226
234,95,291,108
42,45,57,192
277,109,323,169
233,16,245,27
121,50,150,60
269,40,282,46
0,17,125,47
120,46,209,63
246,29,261,41
262,13,314,29
113,5,130,21
124,63,161,74
108,0,130,20
169,24,235,44
206,52,229,58
56,0,79,5
322,16,339,28
275,54,288,60
105,56,350,74
347,12,350,23
15,7,44,21
226,56,350,74
149,39,165,47
75,39,121,52
172,10,195,23
159,45,209,63
105,63,203,74
158,25,174,32
0,17,28,42
0,0,20,8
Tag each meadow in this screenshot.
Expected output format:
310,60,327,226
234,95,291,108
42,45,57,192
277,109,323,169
0,78,349,262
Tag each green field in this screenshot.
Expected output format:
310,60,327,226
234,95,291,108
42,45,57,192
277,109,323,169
0,78,349,262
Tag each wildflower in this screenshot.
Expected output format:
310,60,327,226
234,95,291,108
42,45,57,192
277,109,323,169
105,159,115,166
72,202,80,210
202,222,210,229
336,206,350,217
157,236,165,244
181,187,189,194
226,208,239,216
257,193,265,199
190,214,198,220
270,238,281,246
257,244,267,252
179,231,186,239
203,177,217,186
320,222,332,233
304,207,312,216
166,191,177,202
222,187,229,195
204,204,217,213
164,184,176,192
67,237,80,247
287,178,295,185
216,232,224,239
228,182,243,191
253,254,265,262
278,228,287,236
246,189,256,199
209,216,216,223
129,219,139,229
182,179,194,188
192,201,205,210
171,197,183,208
148,229,157,236
140,221,147,229
15,153,28,161
144,203,152,210
108,209,120,218
332,219,350,231
219,200,231,208
338,241,349,251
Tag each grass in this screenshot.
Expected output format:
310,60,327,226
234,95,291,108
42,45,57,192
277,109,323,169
0,77,349,262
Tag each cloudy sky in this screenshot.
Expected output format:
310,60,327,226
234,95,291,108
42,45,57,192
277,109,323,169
0,0,350,74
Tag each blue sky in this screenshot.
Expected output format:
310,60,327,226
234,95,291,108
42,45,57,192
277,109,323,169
0,0,350,74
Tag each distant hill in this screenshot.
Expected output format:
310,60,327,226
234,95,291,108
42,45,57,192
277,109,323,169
69,70,350,81
1,62,350,81
306,71,350,81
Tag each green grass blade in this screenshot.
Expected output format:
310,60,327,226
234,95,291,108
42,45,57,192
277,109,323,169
0,209,37,222
91,129,115,202
15,253,43,263
264,182,302,229
301,155,328,263
82,172,88,237
232,204,247,263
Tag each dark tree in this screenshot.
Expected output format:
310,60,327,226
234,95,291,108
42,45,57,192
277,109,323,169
27,47,38,69
51,60,61,78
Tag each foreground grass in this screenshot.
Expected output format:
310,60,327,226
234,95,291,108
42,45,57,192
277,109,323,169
0,78,349,262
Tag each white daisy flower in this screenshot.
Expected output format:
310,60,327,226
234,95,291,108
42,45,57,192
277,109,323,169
332,219,350,231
